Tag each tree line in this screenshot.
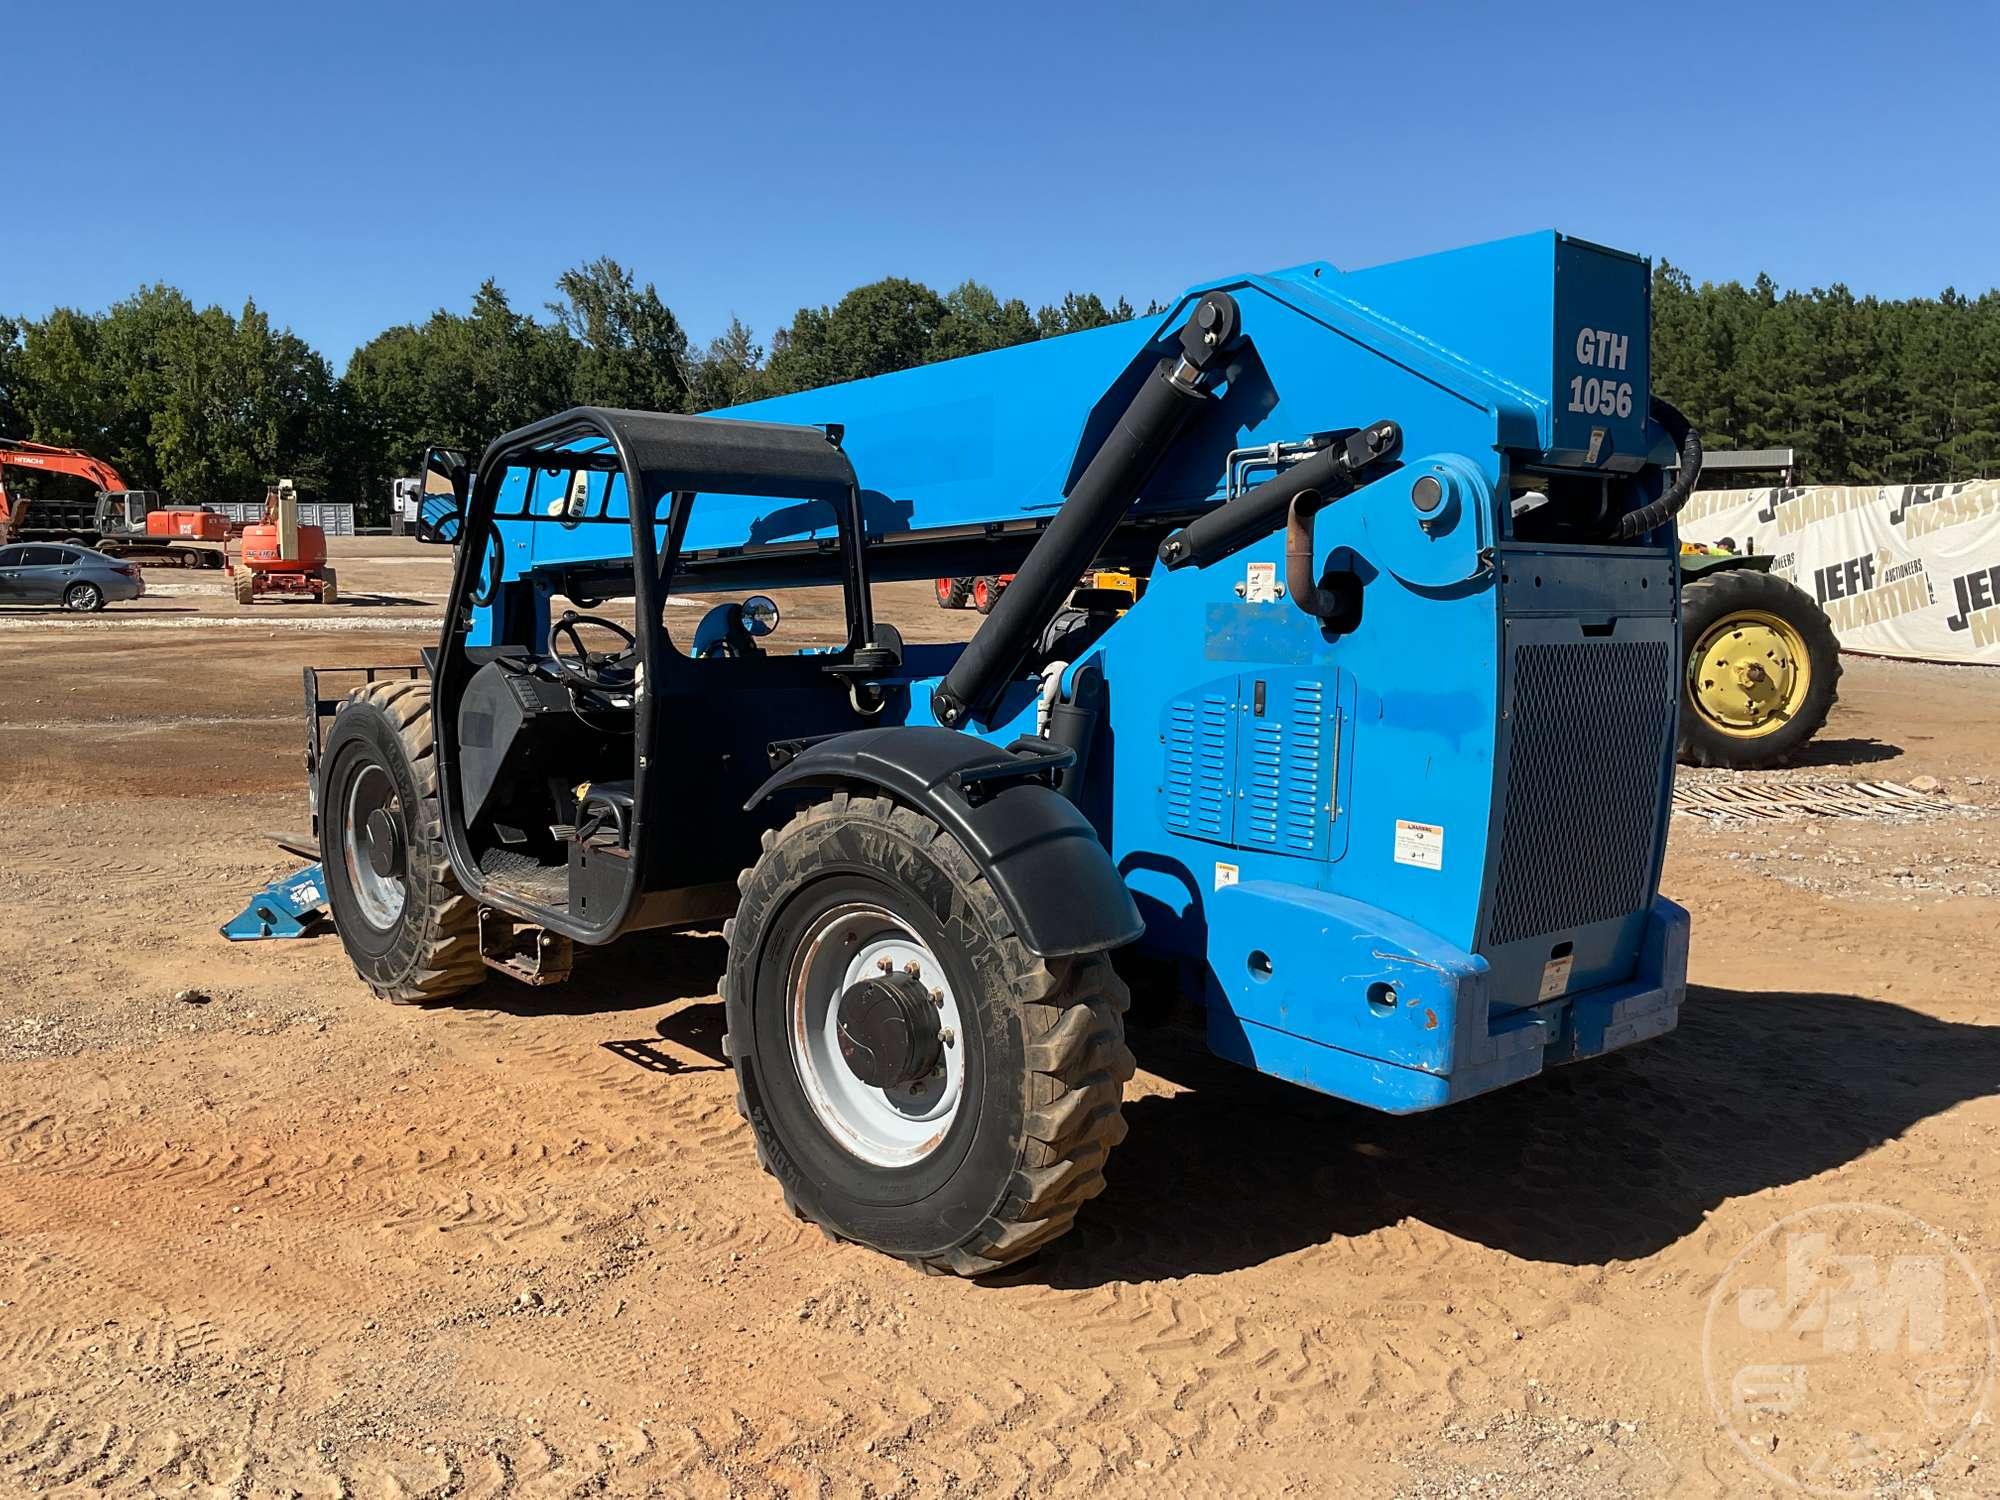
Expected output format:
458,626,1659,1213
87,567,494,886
0,259,1144,523
3,257,1996,523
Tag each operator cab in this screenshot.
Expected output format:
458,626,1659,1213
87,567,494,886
430,408,908,945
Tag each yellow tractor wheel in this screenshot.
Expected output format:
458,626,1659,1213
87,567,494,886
1678,567,1840,769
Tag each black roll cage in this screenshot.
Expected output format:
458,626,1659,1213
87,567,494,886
430,406,870,943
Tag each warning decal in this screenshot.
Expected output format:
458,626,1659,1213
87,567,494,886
1394,820,1444,871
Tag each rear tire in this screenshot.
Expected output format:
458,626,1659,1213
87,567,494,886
723,793,1132,1276
319,567,339,605
233,571,255,605
1678,568,1841,769
972,576,1000,614
935,576,971,610
62,581,104,613
318,681,483,1004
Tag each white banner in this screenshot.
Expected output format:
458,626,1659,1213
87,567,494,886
1677,480,2000,666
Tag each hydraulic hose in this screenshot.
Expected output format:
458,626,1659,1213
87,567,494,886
1613,397,1702,540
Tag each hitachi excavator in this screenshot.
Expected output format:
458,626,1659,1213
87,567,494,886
0,439,229,566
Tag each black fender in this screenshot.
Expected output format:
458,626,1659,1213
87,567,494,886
744,725,1142,958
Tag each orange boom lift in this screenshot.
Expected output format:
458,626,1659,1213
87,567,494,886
231,479,338,604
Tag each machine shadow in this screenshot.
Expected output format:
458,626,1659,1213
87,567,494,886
457,930,728,1020
1784,736,1903,767
1016,982,2000,1288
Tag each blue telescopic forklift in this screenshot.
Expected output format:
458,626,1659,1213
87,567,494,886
300,231,1698,1274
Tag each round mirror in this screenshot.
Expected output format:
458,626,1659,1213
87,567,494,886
741,595,781,637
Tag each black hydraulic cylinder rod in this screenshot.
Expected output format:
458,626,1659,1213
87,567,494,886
931,293,1241,727
1157,421,1402,571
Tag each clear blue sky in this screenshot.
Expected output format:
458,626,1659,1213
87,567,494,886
10,0,1996,367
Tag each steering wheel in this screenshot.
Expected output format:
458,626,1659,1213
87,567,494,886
550,611,638,692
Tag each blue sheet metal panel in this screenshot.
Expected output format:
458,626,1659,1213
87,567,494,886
1279,231,1560,449
1089,268,1517,1012
1199,883,1687,1112
1549,236,1653,467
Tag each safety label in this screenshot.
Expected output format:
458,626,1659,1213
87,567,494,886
1214,861,1240,892
1244,560,1279,603
1393,819,1444,871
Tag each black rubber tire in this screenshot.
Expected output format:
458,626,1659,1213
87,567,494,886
722,792,1132,1276
935,576,971,610
972,576,1002,615
62,582,104,612
318,680,483,1004
1678,568,1841,769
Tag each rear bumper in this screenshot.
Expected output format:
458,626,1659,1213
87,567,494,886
1203,882,1687,1114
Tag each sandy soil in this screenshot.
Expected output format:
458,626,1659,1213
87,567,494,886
2,557,1997,1497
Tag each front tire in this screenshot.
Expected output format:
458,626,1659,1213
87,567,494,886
723,793,1132,1275
233,571,256,604
935,576,971,609
1678,568,1841,768
318,680,483,1003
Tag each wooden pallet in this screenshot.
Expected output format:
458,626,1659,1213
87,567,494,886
1671,778,1961,822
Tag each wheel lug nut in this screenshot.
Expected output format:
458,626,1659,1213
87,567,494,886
903,960,921,976
940,1028,955,1048
931,989,944,1008
876,956,894,973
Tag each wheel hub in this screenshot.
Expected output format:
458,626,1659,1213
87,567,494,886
363,807,405,878
342,762,408,931
836,970,942,1089
1691,611,1809,736
788,906,965,1168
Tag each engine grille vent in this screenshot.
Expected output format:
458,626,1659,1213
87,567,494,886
1241,677,1330,857
1486,639,1673,947
1161,685,1235,843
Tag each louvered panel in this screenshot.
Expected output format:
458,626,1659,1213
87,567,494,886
1158,679,1237,844
1240,675,1330,858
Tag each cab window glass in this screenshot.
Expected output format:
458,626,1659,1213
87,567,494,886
654,490,855,658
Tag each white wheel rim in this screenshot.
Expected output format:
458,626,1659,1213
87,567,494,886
343,762,407,930
788,903,965,1168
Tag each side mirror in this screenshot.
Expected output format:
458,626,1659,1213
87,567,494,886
741,595,781,637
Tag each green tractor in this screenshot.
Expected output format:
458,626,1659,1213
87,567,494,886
1676,543,1840,769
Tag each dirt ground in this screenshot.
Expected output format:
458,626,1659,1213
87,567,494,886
2,542,1997,1497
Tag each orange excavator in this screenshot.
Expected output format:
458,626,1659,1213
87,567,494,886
0,439,229,566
